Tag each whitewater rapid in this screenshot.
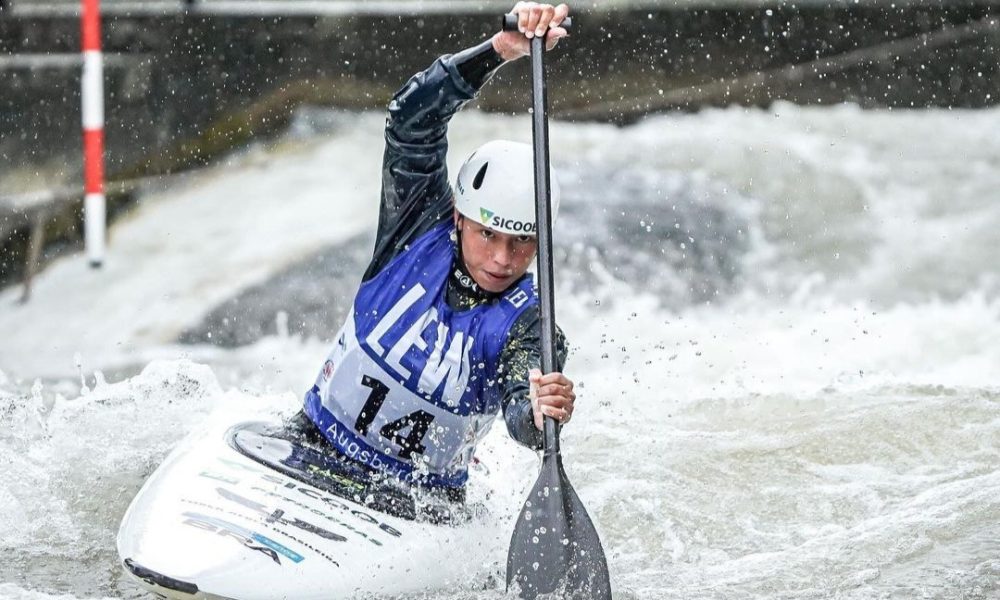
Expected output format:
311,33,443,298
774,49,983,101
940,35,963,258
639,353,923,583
1,104,998,599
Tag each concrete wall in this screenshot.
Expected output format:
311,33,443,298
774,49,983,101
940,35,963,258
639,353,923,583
2,5,998,193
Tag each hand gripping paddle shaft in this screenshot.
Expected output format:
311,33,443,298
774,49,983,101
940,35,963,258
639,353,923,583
502,14,612,600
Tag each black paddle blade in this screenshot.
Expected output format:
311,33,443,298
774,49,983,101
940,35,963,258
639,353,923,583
506,453,611,599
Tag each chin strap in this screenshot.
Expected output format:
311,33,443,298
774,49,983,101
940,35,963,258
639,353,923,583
451,217,481,294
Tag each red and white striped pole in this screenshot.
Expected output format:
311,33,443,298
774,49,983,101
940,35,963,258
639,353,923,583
81,0,106,267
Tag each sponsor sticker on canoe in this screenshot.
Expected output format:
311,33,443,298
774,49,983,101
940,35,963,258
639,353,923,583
181,511,304,565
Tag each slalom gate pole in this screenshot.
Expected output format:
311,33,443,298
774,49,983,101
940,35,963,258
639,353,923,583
81,0,106,267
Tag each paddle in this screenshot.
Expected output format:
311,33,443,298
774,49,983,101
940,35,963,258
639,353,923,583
502,13,612,600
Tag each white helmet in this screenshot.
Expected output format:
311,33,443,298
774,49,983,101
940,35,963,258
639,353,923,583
454,140,560,236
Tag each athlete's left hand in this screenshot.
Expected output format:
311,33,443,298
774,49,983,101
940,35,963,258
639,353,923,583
529,368,576,429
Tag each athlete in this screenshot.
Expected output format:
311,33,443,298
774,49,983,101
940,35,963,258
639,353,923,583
300,3,575,505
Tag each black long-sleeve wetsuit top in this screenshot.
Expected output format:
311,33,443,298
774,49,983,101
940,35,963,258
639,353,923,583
364,40,568,452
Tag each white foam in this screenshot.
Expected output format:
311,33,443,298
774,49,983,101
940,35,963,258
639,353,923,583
0,115,384,380
2,105,1000,598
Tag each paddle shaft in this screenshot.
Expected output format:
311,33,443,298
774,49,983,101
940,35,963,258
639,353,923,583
528,33,562,457
503,15,611,599
500,11,569,456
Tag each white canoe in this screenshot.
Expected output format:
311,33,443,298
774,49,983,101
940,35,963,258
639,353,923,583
117,419,501,599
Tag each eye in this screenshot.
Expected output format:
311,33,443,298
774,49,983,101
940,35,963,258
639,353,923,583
480,229,494,240
515,235,533,244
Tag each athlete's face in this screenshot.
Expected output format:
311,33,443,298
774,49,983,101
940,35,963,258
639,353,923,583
454,212,537,293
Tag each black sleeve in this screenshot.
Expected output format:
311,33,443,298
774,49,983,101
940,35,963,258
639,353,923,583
497,306,569,450
363,40,506,282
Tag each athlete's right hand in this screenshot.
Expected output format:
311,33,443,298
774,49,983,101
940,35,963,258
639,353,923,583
492,2,570,62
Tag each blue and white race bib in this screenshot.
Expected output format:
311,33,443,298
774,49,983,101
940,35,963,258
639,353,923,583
305,222,537,488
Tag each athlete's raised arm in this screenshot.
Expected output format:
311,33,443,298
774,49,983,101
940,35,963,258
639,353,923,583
365,3,569,282
364,42,504,281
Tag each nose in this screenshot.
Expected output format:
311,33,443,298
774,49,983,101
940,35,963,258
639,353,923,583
491,238,516,268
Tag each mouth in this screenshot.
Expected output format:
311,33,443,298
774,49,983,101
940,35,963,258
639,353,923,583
483,270,513,285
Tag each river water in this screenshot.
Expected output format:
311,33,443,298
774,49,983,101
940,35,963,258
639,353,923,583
1,104,998,599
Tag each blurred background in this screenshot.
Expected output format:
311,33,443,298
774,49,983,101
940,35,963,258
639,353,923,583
1,2,999,600
2,0,998,282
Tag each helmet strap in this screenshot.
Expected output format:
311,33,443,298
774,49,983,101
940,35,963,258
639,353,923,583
451,217,483,294
452,216,464,252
